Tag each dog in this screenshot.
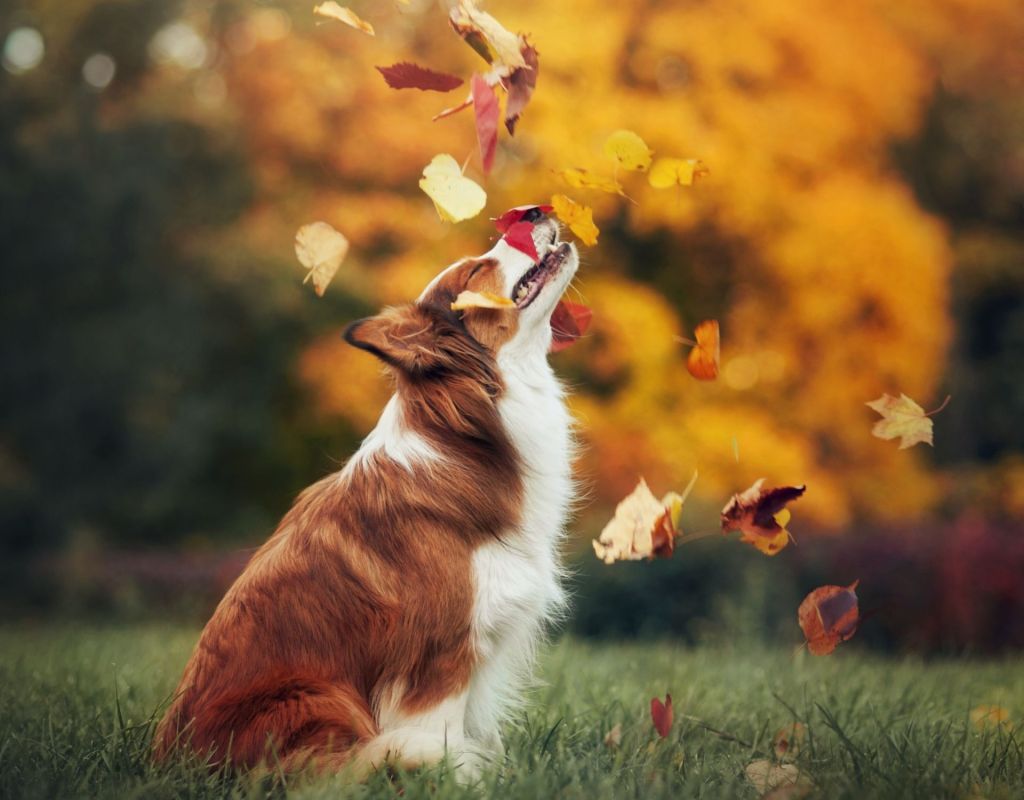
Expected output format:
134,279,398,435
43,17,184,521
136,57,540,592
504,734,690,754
154,209,578,781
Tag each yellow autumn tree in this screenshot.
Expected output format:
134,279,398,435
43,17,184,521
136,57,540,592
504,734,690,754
150,0,1017,532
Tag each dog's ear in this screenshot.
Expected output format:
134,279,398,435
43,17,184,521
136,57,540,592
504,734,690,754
344,305,449,374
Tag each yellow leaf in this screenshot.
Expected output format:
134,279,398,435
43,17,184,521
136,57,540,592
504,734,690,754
419,154,487,223
970,705,1012,731
603,129,653,172
449,0,527,70
550,193,599,246
451,290,515,311
866,393,940,449
649,157,708,188
294,221,349,297
313,2,374,35
686,319,720,381
555,167,625,196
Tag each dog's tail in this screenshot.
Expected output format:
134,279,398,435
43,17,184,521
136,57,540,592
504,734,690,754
153,677,378,773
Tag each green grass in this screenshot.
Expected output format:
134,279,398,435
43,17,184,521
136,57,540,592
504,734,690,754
1,625,1022,799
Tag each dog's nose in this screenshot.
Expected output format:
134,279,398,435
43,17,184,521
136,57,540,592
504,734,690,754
521,207,547,223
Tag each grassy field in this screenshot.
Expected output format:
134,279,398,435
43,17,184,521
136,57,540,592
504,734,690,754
1,625,1022,799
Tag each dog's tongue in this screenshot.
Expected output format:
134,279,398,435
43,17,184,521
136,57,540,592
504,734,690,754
494,204,592,353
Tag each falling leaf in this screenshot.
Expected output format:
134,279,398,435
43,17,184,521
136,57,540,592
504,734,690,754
449,0,528,70
651,694,673,738
419,154,487,223
493,203,552,233
603,723,622,749
432,92,474,121
866,393,950,449
649,157,708,188
773,722,807,760
798,582,860,656
592,473,696,563
375,62,464,92
550,193,599,246
550,300,592,353
450,290,516,311
745,760,813,799
502,220,539,261
604,129,653,172
970,705,1012,731
471,74,500,174
502,42,539,134
294,221,349,297
686,319,720,381
721,479,806,556
313,2,374,35
555,167,625,196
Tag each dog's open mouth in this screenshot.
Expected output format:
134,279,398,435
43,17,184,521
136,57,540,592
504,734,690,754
513,243,573,309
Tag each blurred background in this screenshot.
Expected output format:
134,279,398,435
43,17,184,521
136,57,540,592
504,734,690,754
2,0,1022,652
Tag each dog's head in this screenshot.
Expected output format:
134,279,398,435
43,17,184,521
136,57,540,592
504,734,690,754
344,209,578,379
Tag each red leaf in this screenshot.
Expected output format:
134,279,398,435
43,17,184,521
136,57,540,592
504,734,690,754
471,74,499,174
651,694,673,738
494,203,553,233
502,42,539,134
376,62,464,92
550,300,592,353
503,220,539,261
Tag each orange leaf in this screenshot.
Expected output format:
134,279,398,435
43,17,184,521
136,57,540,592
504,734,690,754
773,722,807,760
798,582,860,655
721,480,806,556
686,319,720,380
651,694,673,738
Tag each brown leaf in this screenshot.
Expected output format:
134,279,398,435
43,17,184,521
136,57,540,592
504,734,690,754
721,480,806,556
603,723,622,749
376,62,464,92
686,319,720,380
798,582,860,655
502,42,539,134
773,722,807,760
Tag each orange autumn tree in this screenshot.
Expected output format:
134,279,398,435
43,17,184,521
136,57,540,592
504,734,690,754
201,0,986,530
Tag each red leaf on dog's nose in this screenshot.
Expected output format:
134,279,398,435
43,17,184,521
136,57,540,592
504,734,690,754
494,204,553,233
651,694,673,738
550,300,592,353
503,220,539,261
471,75,500,174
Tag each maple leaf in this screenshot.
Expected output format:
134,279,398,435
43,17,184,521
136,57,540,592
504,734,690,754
721,479,806,556
493,203,552,233
449,0,527,70
649,157,708,188
375,62,464,92
867,393,950,449
555,167,625,196
550,193,599,246
550,300,592,353
651,694,673,738
471,74,500,174
797,582,860,656
450,290,515,311
593,473,697,563
685,319,720,381
294,222,349,297
970,705,1012,732
502,42,539,134
604,129,653,172
313,2,374,35
418,154,487,223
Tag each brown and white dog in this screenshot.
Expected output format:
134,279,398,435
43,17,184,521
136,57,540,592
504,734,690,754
154,210,578,780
